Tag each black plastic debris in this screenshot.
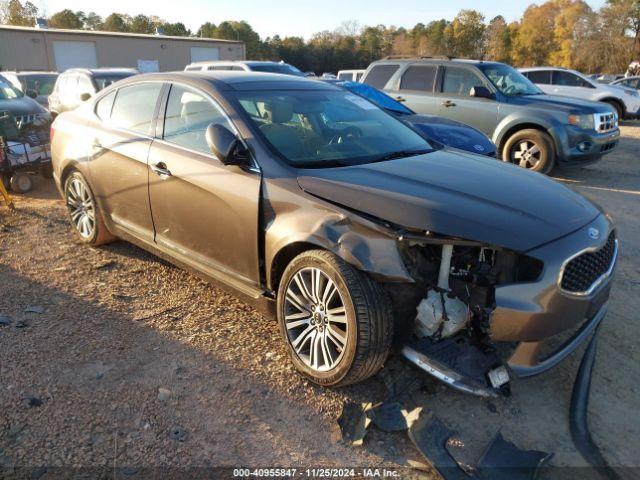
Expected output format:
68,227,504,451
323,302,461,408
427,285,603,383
169,426,188,442
24,305,45,314
337,402,372,446
367,401,408,432
24,396,42,408
570,332,621,480
408,409,469,480
476,431,551,480
15,320,28,329
0,315,11,326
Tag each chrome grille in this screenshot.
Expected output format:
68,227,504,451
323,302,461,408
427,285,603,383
594,112,617,133
560,232,617,294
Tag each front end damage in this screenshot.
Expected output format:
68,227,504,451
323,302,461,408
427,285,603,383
384,213,617,397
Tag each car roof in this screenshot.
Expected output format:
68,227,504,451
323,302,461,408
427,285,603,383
64,68,138,76
371,57,503,67
187,60,289,67
118,71,338,91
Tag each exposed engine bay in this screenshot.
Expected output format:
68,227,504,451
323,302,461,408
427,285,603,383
389,234,544,397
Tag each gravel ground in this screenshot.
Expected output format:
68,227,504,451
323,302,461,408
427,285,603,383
1,124,639,478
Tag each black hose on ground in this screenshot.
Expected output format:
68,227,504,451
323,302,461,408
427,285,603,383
569,330,621,480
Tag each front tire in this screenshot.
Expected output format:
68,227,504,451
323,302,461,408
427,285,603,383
502,129,554,173
64,171,115,246
277,250,393,387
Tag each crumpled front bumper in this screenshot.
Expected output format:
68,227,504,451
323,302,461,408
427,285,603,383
490,213,617,376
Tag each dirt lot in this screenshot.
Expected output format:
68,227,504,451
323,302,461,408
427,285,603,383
1,124,639,478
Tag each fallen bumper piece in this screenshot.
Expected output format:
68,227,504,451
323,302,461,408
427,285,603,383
402,334,508,397
476,431,552,480
337,402,372,446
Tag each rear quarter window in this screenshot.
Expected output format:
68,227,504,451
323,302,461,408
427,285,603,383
363,65,400,89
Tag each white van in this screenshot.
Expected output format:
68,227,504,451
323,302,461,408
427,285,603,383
337,69,366,82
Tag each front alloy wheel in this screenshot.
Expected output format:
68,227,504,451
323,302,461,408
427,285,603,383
277,250,393,387
511,140,542,170
284,267,349,372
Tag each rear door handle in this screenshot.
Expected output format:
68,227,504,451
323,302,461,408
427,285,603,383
441,100,456,107
150,162,172,178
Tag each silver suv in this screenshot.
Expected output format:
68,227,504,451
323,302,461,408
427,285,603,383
361,57,620,173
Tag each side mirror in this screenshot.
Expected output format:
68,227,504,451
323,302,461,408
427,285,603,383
470,86,494,99
205,123,249,166
80,92,92,102
26,89,38,99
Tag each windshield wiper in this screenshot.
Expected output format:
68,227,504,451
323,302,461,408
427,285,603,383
294,159,351,169
371,149,432,163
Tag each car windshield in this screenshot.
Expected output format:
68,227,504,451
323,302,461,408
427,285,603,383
479,64,543,96
94,73,136,91
250,64,305,76
339,81,414,115
19,74,58,95
235,89,432,168
0,81,23,100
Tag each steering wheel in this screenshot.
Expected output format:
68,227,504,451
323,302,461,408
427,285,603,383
502,84,517,95
329,126,363,145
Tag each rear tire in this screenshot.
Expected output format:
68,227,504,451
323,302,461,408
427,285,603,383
10,173,33,193
277,250,393,387
64,171,116,246
502,129,554,174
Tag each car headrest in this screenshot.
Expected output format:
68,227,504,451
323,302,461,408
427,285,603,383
264,100,294,124
181,101,210,120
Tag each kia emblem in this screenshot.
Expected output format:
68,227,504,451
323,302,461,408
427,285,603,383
588,228,600,240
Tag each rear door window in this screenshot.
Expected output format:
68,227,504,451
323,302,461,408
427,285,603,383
400,65,437,91
110,83,163,135
553,71,590,87
363,65,400,89
525,70,551,85
442,67,483,96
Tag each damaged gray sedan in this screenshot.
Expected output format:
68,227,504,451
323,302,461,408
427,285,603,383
51,72,618,394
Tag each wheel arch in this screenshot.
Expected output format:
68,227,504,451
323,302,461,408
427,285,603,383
269,240,329,293
600,97,625,115
496,122,556,159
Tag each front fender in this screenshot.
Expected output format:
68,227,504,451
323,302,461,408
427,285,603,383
263,179,413,290
493,113,558,149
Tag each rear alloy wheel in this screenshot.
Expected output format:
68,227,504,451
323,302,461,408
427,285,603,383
64,171,115,246
277,250,393,387
503,129,554,174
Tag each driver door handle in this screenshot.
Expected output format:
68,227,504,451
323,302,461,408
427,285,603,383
150,162,172,178
441,100,457,107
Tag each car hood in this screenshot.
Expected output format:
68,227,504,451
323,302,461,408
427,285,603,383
0,96,46,115
297,150,600,252
403,114,495,156
505,94,612,114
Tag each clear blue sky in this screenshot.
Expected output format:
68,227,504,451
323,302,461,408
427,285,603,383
39,0,607,38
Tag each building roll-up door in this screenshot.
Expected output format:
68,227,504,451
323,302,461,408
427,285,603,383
190,47,220,63
53,41,98,71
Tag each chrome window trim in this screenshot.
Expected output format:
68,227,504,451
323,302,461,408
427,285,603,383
557,237,619,297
